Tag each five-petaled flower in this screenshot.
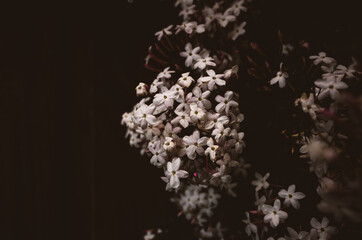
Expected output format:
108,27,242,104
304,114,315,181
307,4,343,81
278,184,306,209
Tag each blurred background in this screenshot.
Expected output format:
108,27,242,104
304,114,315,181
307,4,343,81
0,0,360,239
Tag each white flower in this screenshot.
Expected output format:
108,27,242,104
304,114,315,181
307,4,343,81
164,157,189,189
315,78,348,100
270,63,289,88
228,0,247,16
297,93,319,120
176,21,205,34
262,199,288,227
334,62,356,79
287,227,309,240
134,104,157,128
204,138,219,161
149,144,167,167
183,130,208,159
191,86,212,109
251,172,270,191
193,56,216,70
199,69,226,90
163,137,176,152
212,123,231,143
242,212,257,236
204,113,229,130
216,153,239,168
216,12,236,27
177,72,194,88
229,21,246,40
215,91,238,114
189,103,206,122
309,52,335,65
175,0,193,7
231,129,245,153
171,110,192,128
149,78,164,94
155,25,173,41
157,67,175,79
254,192,266,211
180,43,201,67
278,184,306,209
282,43,294,55
179,4,196,20
135,82,148,96
153,88,178,110
310,217,338,239
163,122,181,140
144,230,155,240
207,188,220,206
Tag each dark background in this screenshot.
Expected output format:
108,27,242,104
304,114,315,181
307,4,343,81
0,0,360,239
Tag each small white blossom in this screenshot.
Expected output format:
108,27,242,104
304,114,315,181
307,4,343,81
216,11,236,27
155,25,173,41
180,43,201,67
163,137,176,152
251,172,270,191
183,130,208,160
310,217,338,239
177,72,194,88
229,21,246,40
199,69,226,90
309,52,335,65
157,67,175,79
315,78,348,100
262,199,288,227
278,184,306,209
270,63,289,88
193,56,216,70
205,138,219,162
215,91,239,114
242,212,257,236
164,157,189,189
190,103,206,122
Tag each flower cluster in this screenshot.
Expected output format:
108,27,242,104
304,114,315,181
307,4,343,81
294,53,362,223
173,185,221,225
173,0,249,41
122,40,247,192
243,172,338,240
